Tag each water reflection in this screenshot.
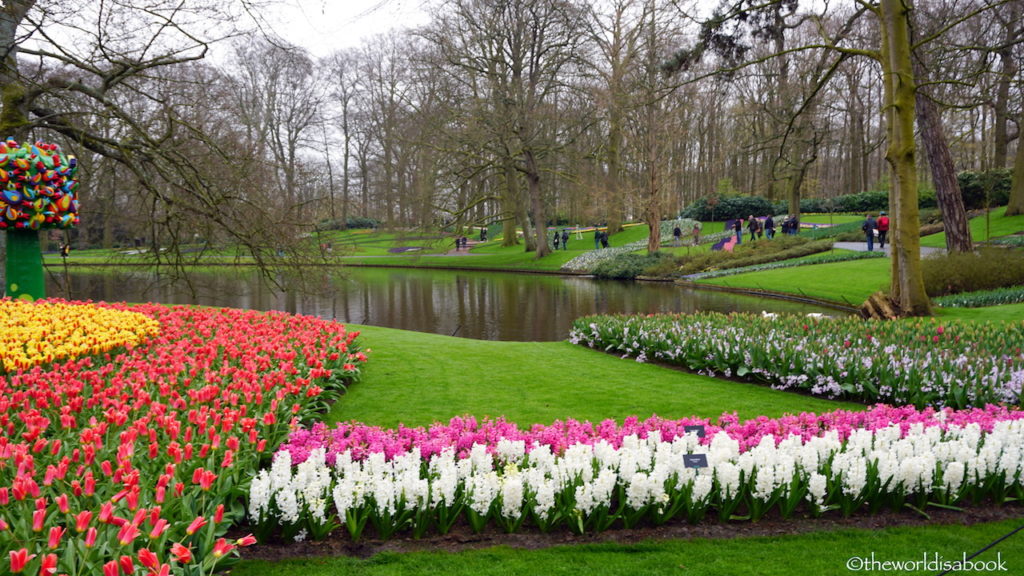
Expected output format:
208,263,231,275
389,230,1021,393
46,267,845,342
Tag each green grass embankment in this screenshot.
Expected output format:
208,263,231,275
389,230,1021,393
330,324,861,428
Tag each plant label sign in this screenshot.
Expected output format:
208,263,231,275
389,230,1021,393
684,425,706,438
683,454,708,469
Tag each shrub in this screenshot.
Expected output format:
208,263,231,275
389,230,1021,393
834,190,890,213
922,247,1024,296
680,195,775,221
592,251,674,280
933,285,1024,308
957,170,1012,209
317,216,380,230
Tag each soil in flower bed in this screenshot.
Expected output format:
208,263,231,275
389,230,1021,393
236,504,1024,561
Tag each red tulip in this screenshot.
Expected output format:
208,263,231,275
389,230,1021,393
84,527,98,548
32,508,46,531
102,561,119,576
235,534,257,547
119,555,135,574
38,553,57,576
47,525,64,549
212,538,235,557
136,549,158,570
149,518,169,539
9,549,35,573
98,502,114,524
117,522,141,546
169,542,192,564
185,515,206,535
74,510,92,532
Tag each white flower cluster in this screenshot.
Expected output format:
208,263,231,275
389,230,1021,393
249,420,1024,539
560,219,701,273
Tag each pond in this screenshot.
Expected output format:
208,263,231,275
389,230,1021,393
46,266,847,342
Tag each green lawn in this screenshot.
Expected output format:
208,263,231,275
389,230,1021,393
234,507,1024,576
800,213,864,226
695,254,890,307
921,206,1024,247
332,324,861,428
245,318,1024,576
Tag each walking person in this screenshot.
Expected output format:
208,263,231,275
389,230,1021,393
673,224,682,247
747,215,759,242
561,229,569,250
877,211,890,249
862,213,877,252
553,230,560,250
594,228,602,250
764,215,775,239
601,230,609,248
692,222,701,246
733,217,743,244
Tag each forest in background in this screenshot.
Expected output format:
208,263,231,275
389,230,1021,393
0,0,1021,266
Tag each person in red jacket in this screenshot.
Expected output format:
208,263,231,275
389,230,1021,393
877,210,890,249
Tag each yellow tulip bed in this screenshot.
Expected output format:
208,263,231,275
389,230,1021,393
0,299,160,372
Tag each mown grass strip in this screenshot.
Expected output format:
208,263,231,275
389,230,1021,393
329,324,862,429
233,518,1024,576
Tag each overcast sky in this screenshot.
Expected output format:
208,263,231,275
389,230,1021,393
265,0,431,57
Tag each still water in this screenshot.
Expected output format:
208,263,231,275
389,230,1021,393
46,266,844,342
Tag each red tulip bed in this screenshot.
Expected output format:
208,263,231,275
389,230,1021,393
0,300,365,576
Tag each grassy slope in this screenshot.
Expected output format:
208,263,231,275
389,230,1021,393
696,255,890,306
332,324,861,428
921,206,1024,248
234,518,1024,576
696,208,1023,308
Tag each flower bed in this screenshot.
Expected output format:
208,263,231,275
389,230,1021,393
0,300,159,373
933,285,1024,308
569,313,1024,409
0,300,365,575
250,406,1024,540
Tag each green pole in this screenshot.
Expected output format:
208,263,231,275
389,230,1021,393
5,229,45,301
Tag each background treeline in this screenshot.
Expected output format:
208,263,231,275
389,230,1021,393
2,0,1021,257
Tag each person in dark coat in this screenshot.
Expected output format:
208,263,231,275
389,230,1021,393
862,213,877,252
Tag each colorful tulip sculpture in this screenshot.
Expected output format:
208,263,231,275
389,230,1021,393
0,140,79,300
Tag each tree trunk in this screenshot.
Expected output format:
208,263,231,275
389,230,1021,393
500,152,520,245
525,148,548,258
1008,111,1024,216
606,108,624,234
881,0,931,316
992,1,1018,168
0,1,32,140
914,76,972,253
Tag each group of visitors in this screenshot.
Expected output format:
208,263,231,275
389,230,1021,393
779,215,800,235
862,211,890,252
732,214,788,244
672,223,702,247
453,236,469,251
593,228,610,249
552,229,570,250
